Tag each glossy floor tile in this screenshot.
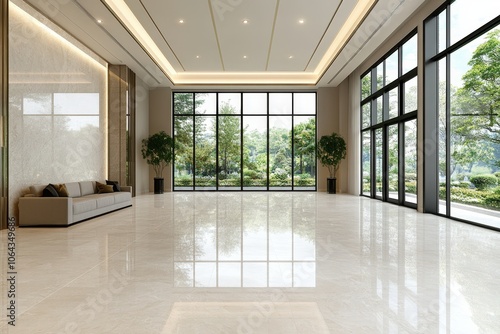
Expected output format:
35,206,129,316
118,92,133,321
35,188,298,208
1,193,500,333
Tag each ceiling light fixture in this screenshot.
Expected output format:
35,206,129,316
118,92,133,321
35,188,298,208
298,19,304,24
289,56,294,59
242,19,249,24
179,19,184,24
97,19,103,24
243,55,247,59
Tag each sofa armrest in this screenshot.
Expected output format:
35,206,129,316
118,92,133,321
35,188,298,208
19,197,73,226
120,186,132,193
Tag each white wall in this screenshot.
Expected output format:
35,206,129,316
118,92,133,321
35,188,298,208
149,87,172,192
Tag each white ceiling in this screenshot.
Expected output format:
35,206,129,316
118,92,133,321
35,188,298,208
22,0,428,88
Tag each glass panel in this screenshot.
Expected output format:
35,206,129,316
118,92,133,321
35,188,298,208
243,116,267,189
243,195,267,261
269,194,292,261
376,62,384,90
376,96,383,124
195,116,216,190
362,103,371,129
195,93,216,114
269,116,292,189
195,199,217,261
293,93,316,114
219,93,241,114
54,93,99,114
23,93,51,114
388,87,398,119
402,34,417,74
405,120,417,204
218,196,241,261
361,72,371,100
385,50,398,85
404,77,418,113
243,93,267,114
293,116,316,189
438,58,447,215
375,128,383,198
362,131,371,196
174,116,194,189
269,93,292,114
218,263,241,287
195,262,216,287
243,263,267,287
174,93,193,114
388,124,399,201
449,30,500,228
218,116,241,189
438,10,447,53
450,0,500,46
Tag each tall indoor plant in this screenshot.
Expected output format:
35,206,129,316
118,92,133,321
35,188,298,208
141,131,174,194
317,132,347,194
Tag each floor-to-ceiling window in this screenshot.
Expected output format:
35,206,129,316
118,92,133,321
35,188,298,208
173,92,316,191
425,0,500,229
361,31,418,208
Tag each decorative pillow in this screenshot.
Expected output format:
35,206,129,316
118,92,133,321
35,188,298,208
106,180,121,192
43,184,59,197
96,182,114,194
51,183,69,197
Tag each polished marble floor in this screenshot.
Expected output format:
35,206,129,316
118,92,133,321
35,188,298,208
1,193,500,333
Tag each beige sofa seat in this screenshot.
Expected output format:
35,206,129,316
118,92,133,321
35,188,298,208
19,181,132,227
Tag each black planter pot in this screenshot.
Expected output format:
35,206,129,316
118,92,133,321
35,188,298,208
327,178,337,194
154,178,164,194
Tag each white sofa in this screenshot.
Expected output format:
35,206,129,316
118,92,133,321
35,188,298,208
19,181,132,227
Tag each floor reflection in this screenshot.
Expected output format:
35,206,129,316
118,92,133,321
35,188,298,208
3,193,500,333
173,192,316,288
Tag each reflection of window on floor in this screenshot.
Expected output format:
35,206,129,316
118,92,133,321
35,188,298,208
173,193,316,288
173,92,316,191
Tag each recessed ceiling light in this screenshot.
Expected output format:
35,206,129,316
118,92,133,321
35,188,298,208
179,19,184,24
196,55,200,59
242,19,249,24
97,19,103,24
289,55,294,59
298,19,304,24
243,55,247,59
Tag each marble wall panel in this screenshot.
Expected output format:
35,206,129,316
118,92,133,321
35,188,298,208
8,0,107,219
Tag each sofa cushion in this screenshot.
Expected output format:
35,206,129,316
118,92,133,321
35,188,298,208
52,183,69,197
72,198,97,214
65,182,81,198
96,194,115,208
106,180,121,192
113,192,131,204
80,181,95,196
96,182,114,194
43,184,59,197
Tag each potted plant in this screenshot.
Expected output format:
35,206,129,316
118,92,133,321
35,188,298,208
317,132,347,194
141,131,174,194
